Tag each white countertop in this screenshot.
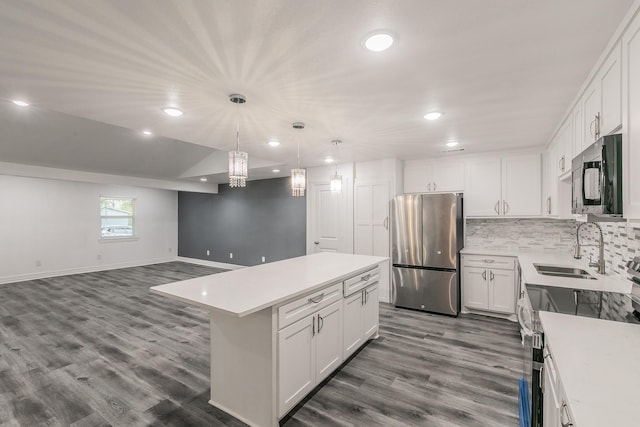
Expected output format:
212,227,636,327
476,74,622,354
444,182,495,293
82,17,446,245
539,311,640,427
518,252,632,294
150,252,387,317
462,247,632,294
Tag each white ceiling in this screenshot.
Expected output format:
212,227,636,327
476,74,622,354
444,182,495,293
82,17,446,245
0,0,635,184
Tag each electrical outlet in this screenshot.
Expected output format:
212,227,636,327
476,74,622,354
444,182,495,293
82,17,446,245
206,250,210,256
261,256,266,263
229,252,233,259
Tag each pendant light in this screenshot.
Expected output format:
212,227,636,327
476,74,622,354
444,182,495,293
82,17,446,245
291,122,306,197
329,140,342,193
228,94,248,188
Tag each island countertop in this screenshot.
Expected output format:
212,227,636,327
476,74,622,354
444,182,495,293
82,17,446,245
150,252,387,317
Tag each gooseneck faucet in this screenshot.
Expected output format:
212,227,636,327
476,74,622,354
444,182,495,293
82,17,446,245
574,221,606,274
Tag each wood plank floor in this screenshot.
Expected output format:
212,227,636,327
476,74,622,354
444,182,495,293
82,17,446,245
0,262,523,426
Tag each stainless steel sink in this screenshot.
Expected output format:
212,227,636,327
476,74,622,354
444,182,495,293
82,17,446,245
533,263,597,280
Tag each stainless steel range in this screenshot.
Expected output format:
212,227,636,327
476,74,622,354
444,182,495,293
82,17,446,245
517,257,640,427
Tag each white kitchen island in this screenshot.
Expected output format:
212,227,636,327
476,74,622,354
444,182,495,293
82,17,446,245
150,252,388,427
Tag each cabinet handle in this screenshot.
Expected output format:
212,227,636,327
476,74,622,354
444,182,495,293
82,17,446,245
433,182,437,191
384,216,389,230
314,241,319,245
482,270,487,281
595,112,601,139
558,157,563,172
427,182,432,192
312,316,316,336
503,201,509,215
560,402,574,427
362,274,371,282
361,289,365,306
494,201,500,215
589,116,596,139
547,196,551,215
317,313,324,333
482,259,495,264
490,271,494,281
562,155,566,172
308,293,325,304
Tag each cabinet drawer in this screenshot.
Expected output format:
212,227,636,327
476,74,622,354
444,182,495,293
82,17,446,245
462,255,515,270
278,283,342,330
343,265,380,297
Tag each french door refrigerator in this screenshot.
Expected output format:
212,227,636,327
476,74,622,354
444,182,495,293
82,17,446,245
390,193,463,316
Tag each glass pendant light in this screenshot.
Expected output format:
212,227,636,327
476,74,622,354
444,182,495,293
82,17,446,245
228,94,248,188
291,122,306,197
329,140,342,193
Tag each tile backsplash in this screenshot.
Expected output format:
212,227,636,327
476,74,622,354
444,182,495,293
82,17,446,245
465,218,640,279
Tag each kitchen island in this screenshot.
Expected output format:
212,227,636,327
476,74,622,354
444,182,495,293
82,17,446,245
151,252,388,427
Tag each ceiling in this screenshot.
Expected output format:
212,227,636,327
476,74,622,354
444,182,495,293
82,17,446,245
0,0,635,184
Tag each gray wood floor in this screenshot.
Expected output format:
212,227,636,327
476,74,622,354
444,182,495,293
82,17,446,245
0,262,523,426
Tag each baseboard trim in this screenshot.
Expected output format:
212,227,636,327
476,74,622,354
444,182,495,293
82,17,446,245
0,257,177,285
176,256,246,270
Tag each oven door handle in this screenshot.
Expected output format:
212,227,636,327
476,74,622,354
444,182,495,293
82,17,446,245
517,298,534,337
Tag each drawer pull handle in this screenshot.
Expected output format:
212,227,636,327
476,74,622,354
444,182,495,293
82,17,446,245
483,259,495,263
308,293,325,304
362,274,371,281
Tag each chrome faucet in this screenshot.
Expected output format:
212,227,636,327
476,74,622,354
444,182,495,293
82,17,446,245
574,222,606,274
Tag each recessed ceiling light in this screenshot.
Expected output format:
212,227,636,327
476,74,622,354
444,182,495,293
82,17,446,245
162,107,183,117
272,169,280,173
364,32,394,52
12,100,29,107
267,140,280,147
325,158,334,163
142,130,152,136
424,112,443,121
199,177,208,182
446,141,459,147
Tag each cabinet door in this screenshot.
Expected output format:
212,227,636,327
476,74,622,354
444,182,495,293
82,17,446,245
354,183,373,255
343,291,364,358
403,161,432,193
465,158,502,216
502,154,541,216
623,12,640,219
600,42,622,136
431,161,465,192
543,354,561,427
315,301,343,383
572,102,583,157
488,269,516,314
362,284,379,339
582,79,601,149
556,119,571,176
462,267,489,310
278,316,315,416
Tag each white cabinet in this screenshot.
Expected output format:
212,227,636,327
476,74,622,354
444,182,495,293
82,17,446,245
571,102,584,157
465,154,541,217
542,146,558,217
354,181,389,258
555,118,572,177
623,12,640,219
581,42,622,150
403,159,465,193
462,255,517,316
278,299,343,416
343,283,379,358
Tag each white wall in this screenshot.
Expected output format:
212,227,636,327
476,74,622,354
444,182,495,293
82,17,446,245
0,175,177,284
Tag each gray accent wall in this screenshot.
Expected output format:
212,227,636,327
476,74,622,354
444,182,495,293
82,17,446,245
178,177,306,266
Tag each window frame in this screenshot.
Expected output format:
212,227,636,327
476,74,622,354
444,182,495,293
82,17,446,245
99,196,138,242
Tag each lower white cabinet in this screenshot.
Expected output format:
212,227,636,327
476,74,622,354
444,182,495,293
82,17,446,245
462,254,517,315
278,299,343,416
343,284,379,358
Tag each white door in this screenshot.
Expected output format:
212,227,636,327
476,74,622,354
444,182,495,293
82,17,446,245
462,267,489,310
354,181,390,257
362,284,379,339
465,158,502,216
488,269,516,314
502,154,541,216
278,316,315,416
309,182,342,253
342,291,363,358
431,161,465,192
314,301,343,383
599,42,622,136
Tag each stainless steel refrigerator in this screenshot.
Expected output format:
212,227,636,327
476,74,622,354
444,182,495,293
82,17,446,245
391,193,463,316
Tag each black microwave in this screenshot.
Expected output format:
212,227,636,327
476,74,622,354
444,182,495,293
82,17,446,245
571,134,622,216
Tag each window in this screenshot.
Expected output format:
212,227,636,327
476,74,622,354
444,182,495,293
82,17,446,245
100,197,135,238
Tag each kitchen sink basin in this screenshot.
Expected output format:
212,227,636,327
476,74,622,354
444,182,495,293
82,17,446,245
533,264,597,280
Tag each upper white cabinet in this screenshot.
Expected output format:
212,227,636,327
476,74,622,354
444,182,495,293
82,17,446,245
403,159,465,193
465,154,541,217
555,118,572,177
581,41,622,151
623,10,640,219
